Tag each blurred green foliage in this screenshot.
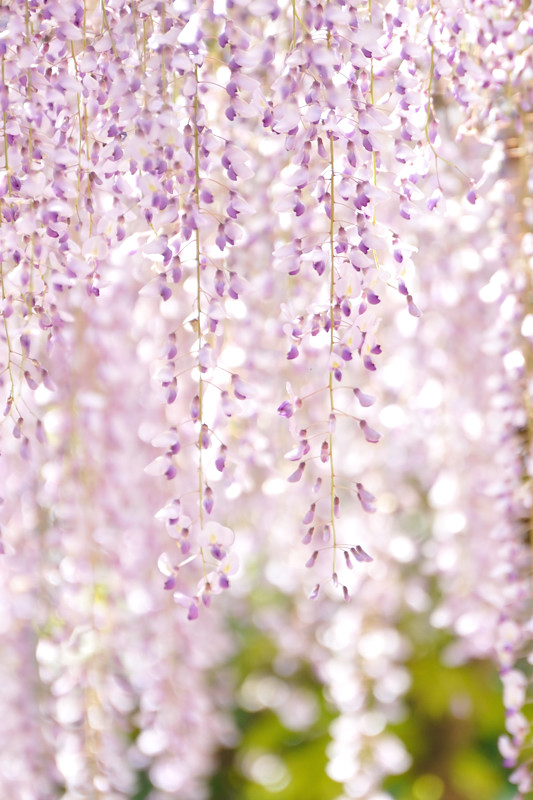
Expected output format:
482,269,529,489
209,610,340,800
383,642,513,800
208,600,514,800
130,588,514,800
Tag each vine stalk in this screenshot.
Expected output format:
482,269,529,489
329,133,337,569
194,66,204,529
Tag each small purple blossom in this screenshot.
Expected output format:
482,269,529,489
302,527,314,545
191,395,200,421
302,504,315,525
288,462,306,483
354,388,375,407
360,420,381,444
351,545,373,563
363,354,376,371
407,295,422,317
203,486,214,514
287,344,299,360
277,400,293,418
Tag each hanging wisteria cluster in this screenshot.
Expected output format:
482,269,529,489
0,0,532,797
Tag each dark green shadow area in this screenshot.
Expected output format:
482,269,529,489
383,627,513,800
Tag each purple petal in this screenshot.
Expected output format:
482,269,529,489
277,400,293,418
398,279,409,296
302,504,315,525
360,420,381,443
219,574,230,589
354,388,375,407
355,545,373,562
288,462,305,483
203,487,214,514
287,344,299,360
301,527,314,545
407,295,421,317
363,354,376,371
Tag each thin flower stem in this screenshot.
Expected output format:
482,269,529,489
25,0,33,161
84,102,89,161
329,133,337,567
101,0,118,58
425,43,435,136
369,92,381,269
0,271,15,407
292,0,296,48
514,108,533,575
82,98,93,235
370,72,376,204
2,57,10,196
71,42,79,74
24,0,31,40
423,13,471,185
291,0,308,44
367,5,381,269
28,235,34,307
160,5,166,96
0,54,14,404
75,93,83,216
143,18,148,73
194,66,204,529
